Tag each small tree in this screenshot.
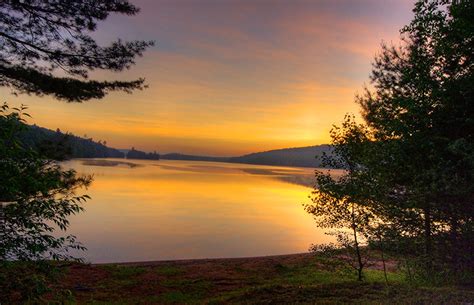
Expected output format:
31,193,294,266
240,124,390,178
306,116,376,281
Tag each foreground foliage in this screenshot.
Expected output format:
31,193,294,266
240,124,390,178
0,103,91,260
0,0,153,102
5,253,472,304
0,103,91,303
1,1,154,303
307,0,474,283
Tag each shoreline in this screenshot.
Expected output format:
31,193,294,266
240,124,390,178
56,250,473,304
93,252,312,266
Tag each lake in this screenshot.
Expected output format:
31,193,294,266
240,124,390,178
62,159,339,263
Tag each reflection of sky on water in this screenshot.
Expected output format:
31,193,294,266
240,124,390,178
61,159,341,263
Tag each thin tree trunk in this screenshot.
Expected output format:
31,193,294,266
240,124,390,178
379,236,388,284
351,204,363,281
353,226,363,281
0,202,5,261
406,259,413,283
450,216,459,271
424,205,432,273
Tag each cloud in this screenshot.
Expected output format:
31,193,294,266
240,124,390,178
1,0,414,155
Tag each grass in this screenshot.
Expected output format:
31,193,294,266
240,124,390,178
155,265,183,276
102,265,147,279
160,291,195,303
45,254,473,304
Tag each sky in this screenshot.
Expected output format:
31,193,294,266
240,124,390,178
2,0,414,156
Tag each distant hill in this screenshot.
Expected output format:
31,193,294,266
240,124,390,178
229,145,332,168
20,125,125,159
20,125,161,161
162,145,332,168
20,124,330,167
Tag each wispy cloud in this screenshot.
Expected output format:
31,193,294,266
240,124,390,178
2,0,413,155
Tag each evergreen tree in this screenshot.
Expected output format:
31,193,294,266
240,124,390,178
310,0,473,281
0,0,153,102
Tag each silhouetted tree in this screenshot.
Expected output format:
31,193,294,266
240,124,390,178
0,104,92,261
127,148,160,160
0,0,153,102
309,0,473,282
306,116,376,281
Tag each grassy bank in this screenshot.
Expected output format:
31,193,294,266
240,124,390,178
46,253,473,304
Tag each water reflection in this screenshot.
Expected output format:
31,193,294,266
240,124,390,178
62,159,340,263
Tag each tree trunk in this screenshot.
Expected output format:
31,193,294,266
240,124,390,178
424,205,433,273
351,204,364,281
354,226,364,281
406,259,413,283
0,202,5,261
353,226,364,281
379,236,388,284
450,216,459,271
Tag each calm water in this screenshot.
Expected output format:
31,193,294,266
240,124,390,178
62,159,339,263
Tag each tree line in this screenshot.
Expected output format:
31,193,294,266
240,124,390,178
127,147,160,160
19,124,125,159
18,124,161,161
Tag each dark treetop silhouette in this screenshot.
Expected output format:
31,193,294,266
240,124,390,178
0,0,153,102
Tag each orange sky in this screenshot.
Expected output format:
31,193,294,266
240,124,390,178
1,0,414,156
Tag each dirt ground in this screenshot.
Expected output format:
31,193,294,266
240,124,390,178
52,253,474,304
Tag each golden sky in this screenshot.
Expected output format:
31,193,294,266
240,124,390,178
1,0,413,156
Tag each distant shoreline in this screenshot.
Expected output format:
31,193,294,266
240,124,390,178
160,145,332,168
25,124,332,167
72,157,319,188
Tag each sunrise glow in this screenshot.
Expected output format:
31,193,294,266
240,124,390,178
1,0,413,156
